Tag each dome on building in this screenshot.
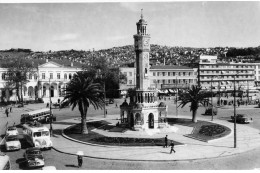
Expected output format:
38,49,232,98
159,102,166,107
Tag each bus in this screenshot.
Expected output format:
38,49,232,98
0,153,11,170
22,123,52,150
20,108,56,124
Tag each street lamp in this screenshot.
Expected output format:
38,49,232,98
48,78,53,136
210,77,214,121
233,75,237,148
175,75,178,117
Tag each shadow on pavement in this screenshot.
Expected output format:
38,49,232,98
160,151,171,154
65,164,78,168
53,122,76,125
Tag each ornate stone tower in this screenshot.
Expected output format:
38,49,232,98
133,10,151,90
120,10,168,132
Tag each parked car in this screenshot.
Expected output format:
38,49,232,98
231,114,253,124
4,135,21,151
24,147,44,168
6,126,19,136
205,107,218,115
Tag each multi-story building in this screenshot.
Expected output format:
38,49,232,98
150,65,197,89
198,55,255,91
119,65,197,93
0,59,81,103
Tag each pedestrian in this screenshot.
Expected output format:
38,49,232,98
5,108,9,117
170,141,176,154
164,135,168,148
115,103,118,108
106,109,107,115
46,102,49,108
76,151,83,168
9,106,12,113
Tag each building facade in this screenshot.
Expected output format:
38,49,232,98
199,55,255,91
0,59,81,103
119,65,197,92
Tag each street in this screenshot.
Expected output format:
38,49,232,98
1,97,260,170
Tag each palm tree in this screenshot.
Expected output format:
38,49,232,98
62,71,104,134
178,85,210,123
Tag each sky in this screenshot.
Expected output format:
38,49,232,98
0,1,260,51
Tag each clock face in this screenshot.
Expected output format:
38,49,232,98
144,39,149,46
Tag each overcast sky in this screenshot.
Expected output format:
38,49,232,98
0,1,260,51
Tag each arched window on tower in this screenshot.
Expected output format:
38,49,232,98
144,68,148,78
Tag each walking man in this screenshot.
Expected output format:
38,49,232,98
170,141,176,154
78,155,83,168
164,135,168,148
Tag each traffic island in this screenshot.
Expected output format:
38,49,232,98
63,121,184,147
63,118,231,146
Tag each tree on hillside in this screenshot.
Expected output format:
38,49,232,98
2,58,34,106
178,85,210,123
62,71,104,134
83,56,127,98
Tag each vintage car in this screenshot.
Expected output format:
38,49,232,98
205,107,218,115
4,135,21,151
6,126,19,136
231,114,253,124
24,147,45,168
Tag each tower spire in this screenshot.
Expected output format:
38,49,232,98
141,9,143,19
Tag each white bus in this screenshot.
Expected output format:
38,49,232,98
22,123,52,150
20,108,56,124
0,153,11,170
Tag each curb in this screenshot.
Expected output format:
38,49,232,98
51,143,257,162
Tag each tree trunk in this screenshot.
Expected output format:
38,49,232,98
81,113,88,134
192,109,198,123
16,87,20,102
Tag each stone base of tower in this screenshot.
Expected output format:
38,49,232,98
120,100,170,132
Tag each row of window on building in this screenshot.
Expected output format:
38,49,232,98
200,70,254,74
201,76,255,79
200,65,255,69
123,71,194,77
1,72,74,80
127,79,194,85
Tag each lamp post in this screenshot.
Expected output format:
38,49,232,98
49,78,53,136
247,80,249,104
233,75,237,148
175,75,178,117
211,77,214,121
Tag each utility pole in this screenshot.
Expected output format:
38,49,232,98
176,75,178,117
49,78,53,136
233,75,237,148
211,77,213,121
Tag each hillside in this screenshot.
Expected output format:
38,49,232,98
1,45,260,68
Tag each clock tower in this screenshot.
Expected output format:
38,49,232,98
133,10,151,90
120,10,168,132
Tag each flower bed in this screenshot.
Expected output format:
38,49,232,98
64,122,184,146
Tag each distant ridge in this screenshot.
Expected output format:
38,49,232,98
1,45,260,68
